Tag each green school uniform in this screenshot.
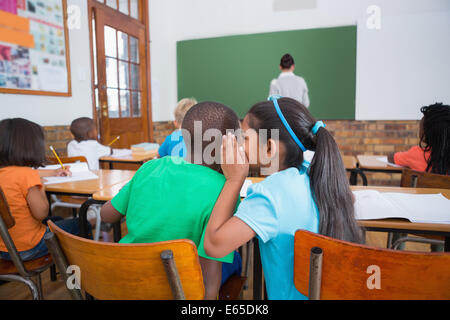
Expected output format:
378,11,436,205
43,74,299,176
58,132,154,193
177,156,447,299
111,156,234,263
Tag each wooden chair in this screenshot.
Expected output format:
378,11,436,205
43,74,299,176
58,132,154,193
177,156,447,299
388,169,450,250
401,168,450,189
45,220,205,300
0,187,54,300
294,229,450,299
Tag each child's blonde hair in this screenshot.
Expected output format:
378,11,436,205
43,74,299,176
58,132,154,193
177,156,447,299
174,98,197,125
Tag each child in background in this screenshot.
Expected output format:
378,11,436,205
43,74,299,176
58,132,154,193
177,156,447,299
157,98,197,158
101,102,242,299
204,96,364,300
389,103,450,175
0,118,84,261
68,117,112,170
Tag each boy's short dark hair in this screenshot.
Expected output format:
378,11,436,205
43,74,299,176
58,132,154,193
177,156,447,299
181,101,240,172
280,53,295,69
0,118,46,168
70,117,95,142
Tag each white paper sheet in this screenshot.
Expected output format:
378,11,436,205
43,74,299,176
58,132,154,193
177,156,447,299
375,156,403,168
40,162,98,185
240,179,253,198
111,149,132,158
353,190,450,224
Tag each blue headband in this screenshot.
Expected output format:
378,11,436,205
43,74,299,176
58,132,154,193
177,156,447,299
268,95,307,152
312,121,326,135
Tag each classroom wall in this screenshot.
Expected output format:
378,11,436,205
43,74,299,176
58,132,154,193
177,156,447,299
0,0,93,127
149,0,450,122
0,0,448,131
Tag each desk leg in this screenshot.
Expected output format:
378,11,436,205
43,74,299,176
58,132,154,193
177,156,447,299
349,170,357,186
445,237,450,252
356,168,368,186
253,239,263,300
79,199,105,239
109,162,113,170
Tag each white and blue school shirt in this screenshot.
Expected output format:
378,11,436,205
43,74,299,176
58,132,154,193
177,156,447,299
269,72,310,108
158,130,186,158
235,164,319,300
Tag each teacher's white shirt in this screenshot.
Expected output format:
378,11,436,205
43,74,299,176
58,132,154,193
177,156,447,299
269,72,310,108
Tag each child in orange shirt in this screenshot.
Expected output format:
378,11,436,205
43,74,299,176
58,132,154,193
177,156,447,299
0,118,87,261
389,103,450,174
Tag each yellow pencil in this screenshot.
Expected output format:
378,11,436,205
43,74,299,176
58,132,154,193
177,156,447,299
49,146,66,170
108,136,120,146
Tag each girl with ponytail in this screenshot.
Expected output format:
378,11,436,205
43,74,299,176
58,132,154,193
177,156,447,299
204,96,364,300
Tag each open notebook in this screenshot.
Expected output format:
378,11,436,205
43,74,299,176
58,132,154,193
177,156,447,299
353,190,450,224
40,162,98,185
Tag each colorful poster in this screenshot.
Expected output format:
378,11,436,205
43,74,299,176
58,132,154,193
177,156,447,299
0,0,68,92
0,0,17,14
0,44,31,89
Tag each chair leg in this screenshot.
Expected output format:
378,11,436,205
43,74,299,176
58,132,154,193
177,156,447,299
0,274,40,300
50,264,57,281
36,273,44,300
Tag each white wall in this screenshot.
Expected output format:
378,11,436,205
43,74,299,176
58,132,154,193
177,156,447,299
149,0,450,121
356,10,450,120
0,0,93,126
1,0,449,125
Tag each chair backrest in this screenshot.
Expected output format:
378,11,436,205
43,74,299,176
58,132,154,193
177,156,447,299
47,156,88,165
0,187,15,229
47,221,205,300
294,230,450,299
401,168,450,189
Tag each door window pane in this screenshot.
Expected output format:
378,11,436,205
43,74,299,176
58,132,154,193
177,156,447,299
131,91,141,117
92,16,98,85
118,61,129,89
118,0,129,15
106,57,118,88
130,63,140,90
107,88,119,118
130,0,139,19
118,31,129,61
120,90,131,117
105,0,117,10
104,26,117,58
129,36,139,63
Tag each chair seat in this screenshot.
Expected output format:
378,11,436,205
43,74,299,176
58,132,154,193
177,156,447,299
0,254,53,275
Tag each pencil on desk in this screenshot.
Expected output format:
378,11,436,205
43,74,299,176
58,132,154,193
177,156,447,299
108,136,120,146
49,146,66,170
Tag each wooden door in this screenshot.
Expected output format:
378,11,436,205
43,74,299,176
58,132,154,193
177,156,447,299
90,2,151,148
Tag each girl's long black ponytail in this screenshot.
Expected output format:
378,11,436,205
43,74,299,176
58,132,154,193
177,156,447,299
309,127,365,244
247,98,364,244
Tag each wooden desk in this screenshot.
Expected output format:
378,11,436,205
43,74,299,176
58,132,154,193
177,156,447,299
45,170,136,196
45,169,136,240
357,155,405,173
352,186,450,250
99,151,157,169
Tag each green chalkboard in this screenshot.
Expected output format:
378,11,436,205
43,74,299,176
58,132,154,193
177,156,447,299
177,26,356,119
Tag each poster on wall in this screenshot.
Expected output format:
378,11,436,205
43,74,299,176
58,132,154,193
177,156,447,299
0,0,71,96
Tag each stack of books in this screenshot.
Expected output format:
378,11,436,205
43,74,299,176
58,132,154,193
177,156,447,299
131,143,159,157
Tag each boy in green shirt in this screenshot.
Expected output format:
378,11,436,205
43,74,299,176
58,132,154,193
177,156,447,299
100,101,242,299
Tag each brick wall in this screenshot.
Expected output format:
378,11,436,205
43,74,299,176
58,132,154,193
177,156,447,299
43,120,420,186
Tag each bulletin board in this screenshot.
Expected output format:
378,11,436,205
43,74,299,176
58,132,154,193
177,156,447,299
0,0,71,96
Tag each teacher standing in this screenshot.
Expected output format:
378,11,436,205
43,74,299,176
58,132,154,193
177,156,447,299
269,54,310,108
